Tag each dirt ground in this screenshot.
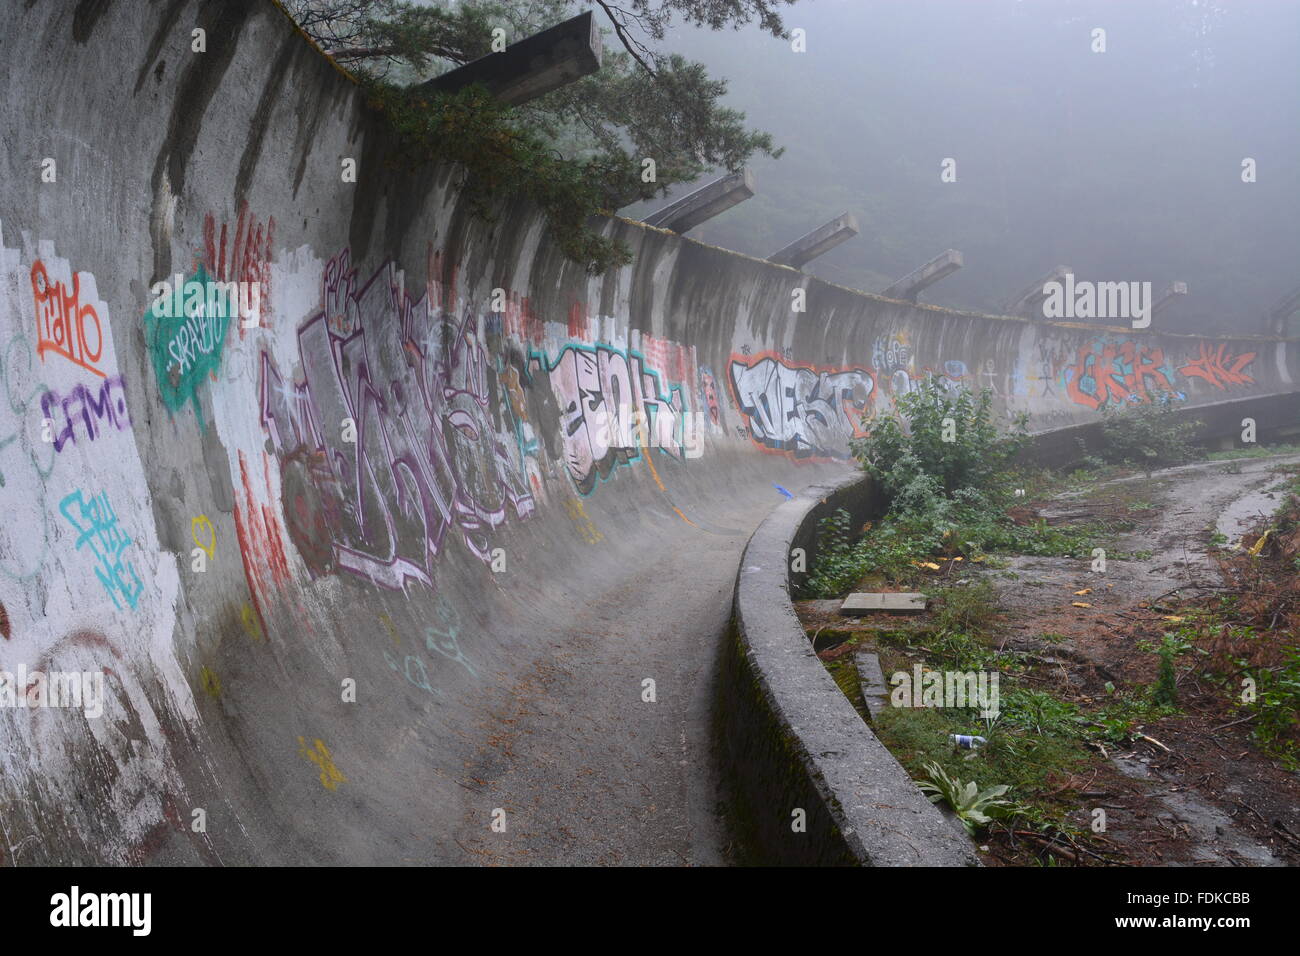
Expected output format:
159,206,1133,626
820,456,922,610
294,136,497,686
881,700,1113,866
799,454,1300,866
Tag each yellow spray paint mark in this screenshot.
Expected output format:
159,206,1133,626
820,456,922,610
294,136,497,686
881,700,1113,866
191,515,216,560
379,612,401,647
563,497,604,544
638,423,697,528
241,602,262,641
199,666,222,699
298,736,347,791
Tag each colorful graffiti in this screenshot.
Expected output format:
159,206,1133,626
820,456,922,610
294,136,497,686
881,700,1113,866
58,488,143,612
203,204,274,330
530,343,696,495
232,449,294,636
1061,337,1181,410
144,263,232,426
39,375,131,453
30,259,108,378
863,332,964,403
1179,342,1257,390
257,250,537,592
1059,337,1259,410
699,366,721,426
728,353,874,460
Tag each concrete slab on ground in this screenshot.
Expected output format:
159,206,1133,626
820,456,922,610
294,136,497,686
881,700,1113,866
841,592,926,615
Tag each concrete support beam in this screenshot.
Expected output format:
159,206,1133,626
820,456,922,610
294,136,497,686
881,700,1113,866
1150,280,1188,319
881,249,963,302
1005,265,1072,318
416,11,601,106
767,212,859,270
1266,285,1300,334
642,169,755,234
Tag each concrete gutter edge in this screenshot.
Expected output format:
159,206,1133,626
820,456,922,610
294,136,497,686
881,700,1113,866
721,387,1300,866
726,472,981,866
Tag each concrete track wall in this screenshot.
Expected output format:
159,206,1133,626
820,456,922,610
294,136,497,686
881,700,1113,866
0,0,1294,864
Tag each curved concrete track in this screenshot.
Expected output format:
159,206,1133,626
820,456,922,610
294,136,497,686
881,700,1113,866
0,1,1296,865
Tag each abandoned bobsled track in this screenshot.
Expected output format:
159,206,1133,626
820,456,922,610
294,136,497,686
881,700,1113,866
0,1,1296,865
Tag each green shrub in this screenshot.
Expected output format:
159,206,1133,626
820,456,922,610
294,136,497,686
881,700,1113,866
929,581,999,638
1097,392,1200,473
1152,648,1179,706
1244,646,1300,769
806,380,1106,598
852,378,1029,502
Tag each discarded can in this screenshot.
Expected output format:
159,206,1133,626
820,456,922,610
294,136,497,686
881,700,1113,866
950,734,987,749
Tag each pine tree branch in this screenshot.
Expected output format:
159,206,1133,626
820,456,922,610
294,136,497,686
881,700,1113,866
592,0,658,78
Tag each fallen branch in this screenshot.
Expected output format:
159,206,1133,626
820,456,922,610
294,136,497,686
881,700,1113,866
1209,713,1255,732
1137,732,1171,752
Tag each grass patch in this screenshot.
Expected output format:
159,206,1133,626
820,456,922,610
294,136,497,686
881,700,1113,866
1207,442,1300,461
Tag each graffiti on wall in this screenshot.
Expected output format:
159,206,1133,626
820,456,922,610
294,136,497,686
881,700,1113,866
39,375,131,453
530,343,697,495
864,332,974,404
232,449,296,636
1179,342,1257,390
698,366,722,427
871,332,913,398
257,250,538,592
728,353,874,460
1026,340,1070,399
58,488,143,612
144,263,232,428
1061,337,1258,410
1061,338,1180,410
30,259,108,379
203,205,274,331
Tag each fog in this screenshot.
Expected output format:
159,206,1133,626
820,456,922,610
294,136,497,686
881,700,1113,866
628,0,1300,334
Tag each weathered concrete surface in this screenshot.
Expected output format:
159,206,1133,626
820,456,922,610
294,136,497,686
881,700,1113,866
0,0,1296,865
643,169,755,235
724,472,982,865
768,212,860,269
881,249,963,303
1006,266,1072,318
416,10,602,106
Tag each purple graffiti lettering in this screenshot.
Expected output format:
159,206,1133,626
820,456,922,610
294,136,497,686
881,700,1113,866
257,251,536,590
39,375,131,452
